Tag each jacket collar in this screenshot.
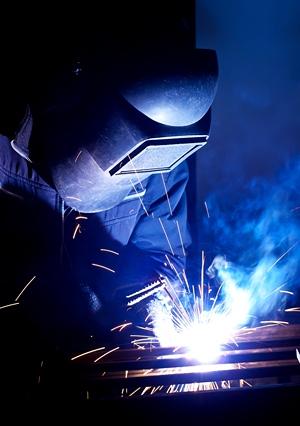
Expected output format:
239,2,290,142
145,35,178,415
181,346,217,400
10,105,33,162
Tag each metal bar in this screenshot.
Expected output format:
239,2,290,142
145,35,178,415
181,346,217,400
42,346,300,374
36,325,300,402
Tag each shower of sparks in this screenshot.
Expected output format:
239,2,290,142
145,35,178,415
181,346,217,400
92,263,115,273
131,242,300,366
146,288,246,363
129,246,300,363
57,154,300,398
15,276,36,301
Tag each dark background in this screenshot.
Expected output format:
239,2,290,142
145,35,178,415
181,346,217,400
193,0,300,222
188,1,300,295
197,0,300,178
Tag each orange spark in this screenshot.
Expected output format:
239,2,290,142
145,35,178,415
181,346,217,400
75,150,82,162
141,386,152,395
260,320,289,326
15,276,36,301
94,346,120,363
100,248,119,255
129,387,141,397
75,215,88,220
72,223,81,239
71,346,106,361
0,302,19,310
92,263,115,273
285,307,300,312
111,322,132,332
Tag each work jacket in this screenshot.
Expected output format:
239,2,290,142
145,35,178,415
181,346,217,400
0,128,192,350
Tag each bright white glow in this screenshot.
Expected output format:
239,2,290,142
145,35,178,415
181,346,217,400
148,286,251,364
180,313,225,363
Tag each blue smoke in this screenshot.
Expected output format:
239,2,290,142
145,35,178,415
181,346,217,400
203,155,300,323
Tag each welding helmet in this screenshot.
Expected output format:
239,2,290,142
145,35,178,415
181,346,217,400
25,46,218,213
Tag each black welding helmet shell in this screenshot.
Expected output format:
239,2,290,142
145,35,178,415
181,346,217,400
35,47,218,213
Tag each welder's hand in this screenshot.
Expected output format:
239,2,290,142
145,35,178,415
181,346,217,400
111,243,186,297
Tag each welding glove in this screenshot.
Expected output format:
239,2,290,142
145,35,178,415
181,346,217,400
108,243,188,324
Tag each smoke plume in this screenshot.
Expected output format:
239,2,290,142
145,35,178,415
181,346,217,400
204,155,300,323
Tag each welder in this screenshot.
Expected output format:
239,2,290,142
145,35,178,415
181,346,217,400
0,1,218,401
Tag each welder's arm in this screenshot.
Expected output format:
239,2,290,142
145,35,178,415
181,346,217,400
118,161,192,289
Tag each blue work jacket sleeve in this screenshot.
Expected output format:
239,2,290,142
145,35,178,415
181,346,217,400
116,161,192,293
131,160,192,256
